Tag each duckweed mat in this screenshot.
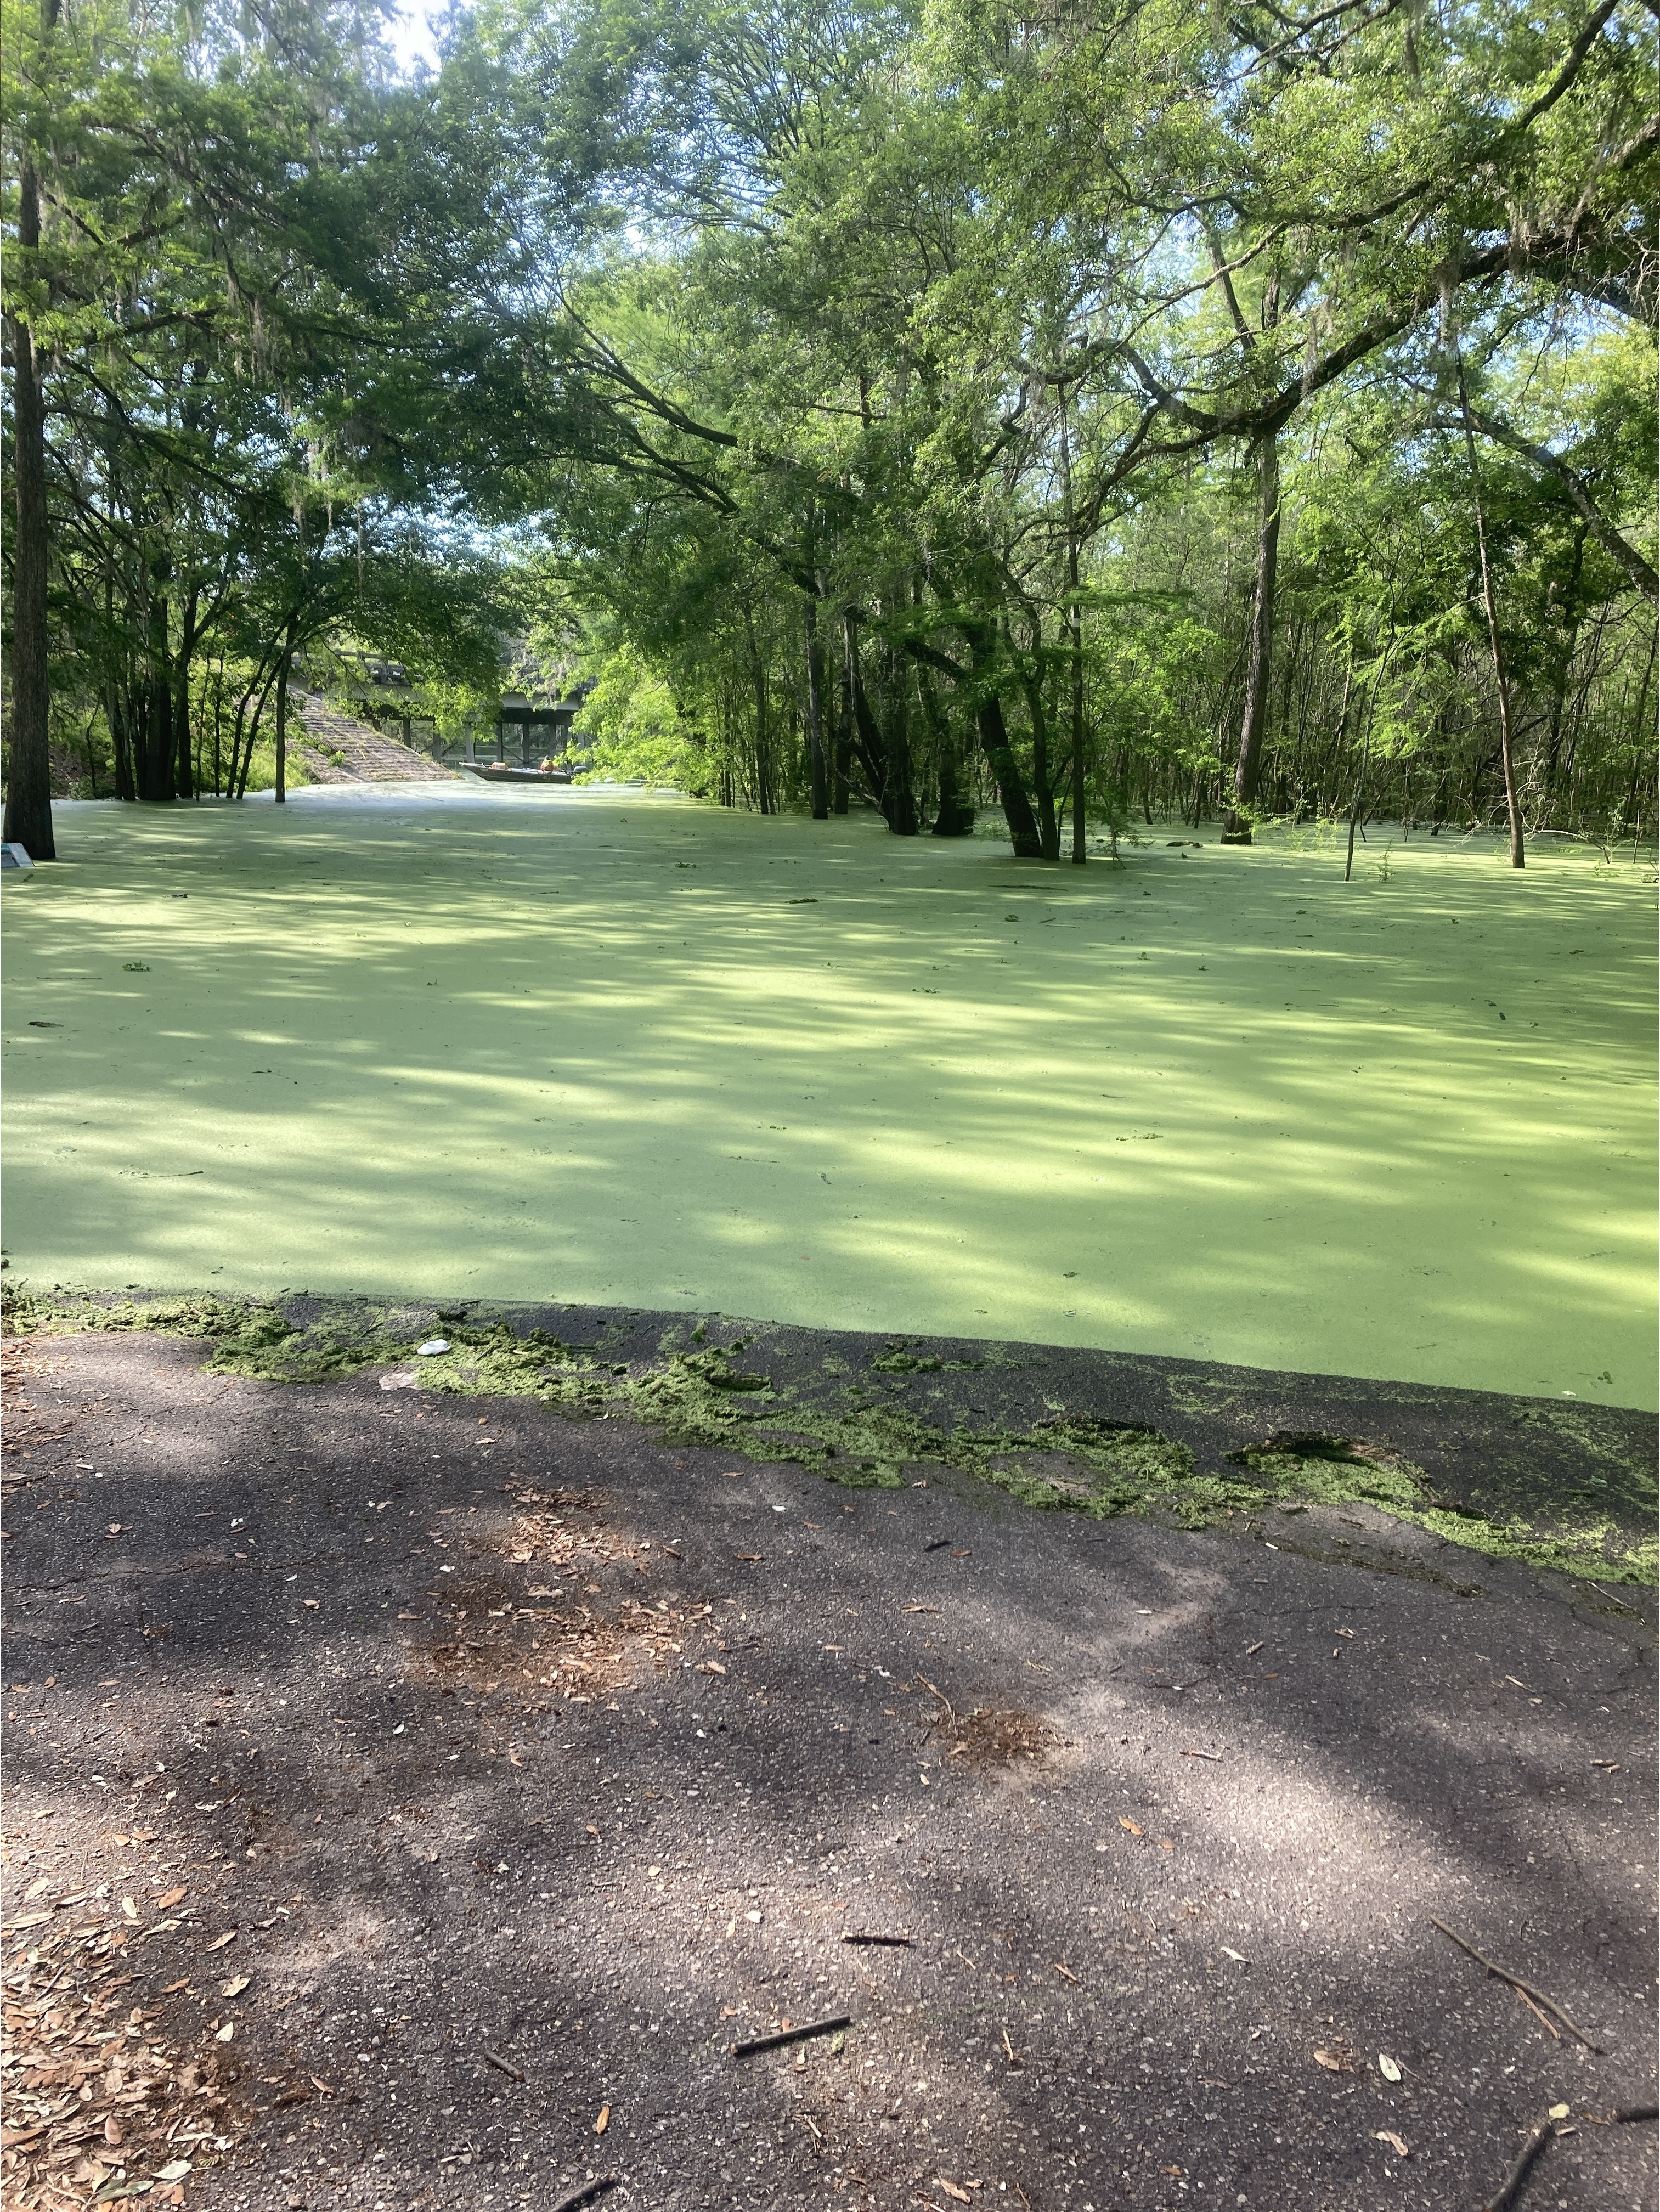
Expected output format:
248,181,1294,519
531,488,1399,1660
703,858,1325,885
9,1285,1655,1587
3,791,1653,1406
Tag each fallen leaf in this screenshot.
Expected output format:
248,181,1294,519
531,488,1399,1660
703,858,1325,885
1375,2131,1408,2158
1160,2165,1184,2179
221,1975,250,1998
1119,1817,1143,1836
700,1661,727,1675
7,1910,53,1930
103,2117,122,2147
156,1886,187,1910
214,2023,234,2042
1313,2049,1354,2074
154,2160,193,2183
594,2104,611,2135
1378,2053,1402,2082
937,2183,972,2205
160,1978,189,1995
303,1599,320,1610
205,1931,237,1953
1221,1946,1249,1963
121,1896,140,1922
1548,2103,1571,2121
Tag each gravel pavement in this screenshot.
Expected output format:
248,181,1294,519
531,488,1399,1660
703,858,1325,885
2,1330,1655,2212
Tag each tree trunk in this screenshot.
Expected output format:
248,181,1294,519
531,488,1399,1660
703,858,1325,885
1458,364,1523,869
1222,431,1281,844
1068,538,1086,863
918,667,973,834
833,624,852,814
111,680,135,801
1544,526,1586,793
804,592,829,819
1021,631,1062,860
232,657,278,800
138,583,176,802
173,588,199,800
883,645,918,835
848,647,900,823
274,615,298,805
1059,402,1087,864
4,157,56,858
741,604,772,813
966,629,1042,857
274,666,289,803
1343,665,1383,881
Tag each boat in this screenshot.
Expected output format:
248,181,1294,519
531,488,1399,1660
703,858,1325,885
460,763,574,785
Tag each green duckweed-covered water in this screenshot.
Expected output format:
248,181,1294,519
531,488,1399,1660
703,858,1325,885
3,786,1653,1410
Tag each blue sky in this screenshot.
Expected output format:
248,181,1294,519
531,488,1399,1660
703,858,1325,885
386,2,443,75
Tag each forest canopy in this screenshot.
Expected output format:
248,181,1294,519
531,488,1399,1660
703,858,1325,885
4,0,1656,860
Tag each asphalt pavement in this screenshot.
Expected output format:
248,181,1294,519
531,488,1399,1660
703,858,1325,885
2,1329,1655,2212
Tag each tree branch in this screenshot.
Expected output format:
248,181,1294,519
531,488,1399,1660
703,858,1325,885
1464,408,1658,597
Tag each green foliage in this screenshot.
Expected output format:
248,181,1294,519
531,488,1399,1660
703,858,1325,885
573,642,708,789
428,0,1656,843
9,0,1656,841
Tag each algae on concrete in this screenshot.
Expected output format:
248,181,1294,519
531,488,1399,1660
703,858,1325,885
9,1285,1652,1585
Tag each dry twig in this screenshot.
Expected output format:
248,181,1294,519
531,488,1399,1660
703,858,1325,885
1430,1917,1605,2052
547,2176,617,2212
1511,1985,1562,2040
732,2015,851,2058
915,1675,956,1722
1477,2110,1556,2212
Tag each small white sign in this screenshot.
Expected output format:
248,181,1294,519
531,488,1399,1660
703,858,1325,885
1,842,35,873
